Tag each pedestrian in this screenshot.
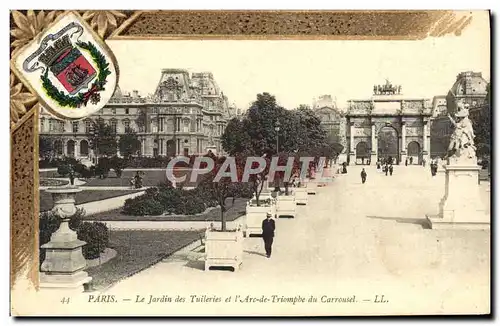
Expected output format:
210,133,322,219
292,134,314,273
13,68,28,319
389,164,393,176
405,158,408,166
262,213,276,258
410,157,413,165
361,168,367,184
385,164,388,176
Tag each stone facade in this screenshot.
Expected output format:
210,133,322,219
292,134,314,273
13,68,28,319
39,69,237,160
316,82,434,165
313,95,347,156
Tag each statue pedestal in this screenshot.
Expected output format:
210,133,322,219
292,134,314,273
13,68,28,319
400,153,407,166
40,187,91,293
427,165,489,230
337,153,347,165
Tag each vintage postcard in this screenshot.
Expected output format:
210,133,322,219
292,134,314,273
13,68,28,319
10,10,491,316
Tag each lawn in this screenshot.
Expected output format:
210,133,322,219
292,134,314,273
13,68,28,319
86,230,204,291
85,197,248,222
80,169,200,188
40,190,144,212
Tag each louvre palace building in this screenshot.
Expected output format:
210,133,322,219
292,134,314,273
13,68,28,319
39,69,238,160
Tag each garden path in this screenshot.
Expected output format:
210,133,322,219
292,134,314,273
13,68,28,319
65,166,490,315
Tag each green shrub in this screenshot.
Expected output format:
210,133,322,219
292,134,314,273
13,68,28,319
123,195,164,216
39,209,108,264
110,156,127,178
77,222,109,259
96,158,111,178
57,164,71,177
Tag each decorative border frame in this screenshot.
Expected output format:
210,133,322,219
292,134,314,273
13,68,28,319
9,9,476,290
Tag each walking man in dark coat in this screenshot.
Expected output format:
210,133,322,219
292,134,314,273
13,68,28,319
389,164,394,176
360,168,367,184
262,213,276,258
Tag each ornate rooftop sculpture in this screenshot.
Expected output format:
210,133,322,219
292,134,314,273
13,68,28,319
373,79,402,95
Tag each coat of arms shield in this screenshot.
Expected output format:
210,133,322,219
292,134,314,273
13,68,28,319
11,11,118,119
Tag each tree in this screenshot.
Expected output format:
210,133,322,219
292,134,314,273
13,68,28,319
221,118,252,155
198,155,246,231
39,136,53,160
87,118,118,158
119,128,141,160
248,155,271,207
245,93,285,155
293,106,329,155
110,155,127,178
270,152,302,195
221,93,329,173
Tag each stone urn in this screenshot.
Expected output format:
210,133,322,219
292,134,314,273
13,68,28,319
40,187,92,293
46,187,82,217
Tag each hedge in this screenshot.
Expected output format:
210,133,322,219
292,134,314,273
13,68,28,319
39,209,110,264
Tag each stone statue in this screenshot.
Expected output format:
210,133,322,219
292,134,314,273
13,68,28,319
373,85,377,94
397,85,402,94
208,127,215,146
447,102,477,164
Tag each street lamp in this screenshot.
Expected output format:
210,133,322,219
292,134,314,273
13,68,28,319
274,120,281,153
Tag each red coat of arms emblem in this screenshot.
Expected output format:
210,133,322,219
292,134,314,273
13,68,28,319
39,34,97,95
14,13,118,118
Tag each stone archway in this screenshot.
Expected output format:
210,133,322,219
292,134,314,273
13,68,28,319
407,141,421,165
378,125,399,164
66,140,75,157
54,140,63,156
80,140,89,157
355,141,370,165
167,139,176,157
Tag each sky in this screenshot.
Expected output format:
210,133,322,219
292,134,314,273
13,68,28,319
107,11,489,111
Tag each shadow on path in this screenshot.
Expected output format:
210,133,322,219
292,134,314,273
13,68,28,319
185,259,205,271
366,215,431,229
244,250,266,257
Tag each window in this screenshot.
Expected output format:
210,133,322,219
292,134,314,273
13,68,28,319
85,120,92,133
110,119,117,133
49,119,54,132
123,120,130,132
72,121,79,133
176,118,181,132
58,121,65,132
183,119,189,133
111,108,116,114
40,118,45,132
125,108,129,114
159,118,164,132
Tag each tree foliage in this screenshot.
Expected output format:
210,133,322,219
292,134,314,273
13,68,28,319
198,155,247,231
119,128,141,159
39,136,54,160
87,118,118,157
221,93,329,158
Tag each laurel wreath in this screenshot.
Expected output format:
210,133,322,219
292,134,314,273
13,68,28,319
40,41,111,108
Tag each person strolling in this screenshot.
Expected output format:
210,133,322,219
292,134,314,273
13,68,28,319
262,213,276,258
361,168,367,184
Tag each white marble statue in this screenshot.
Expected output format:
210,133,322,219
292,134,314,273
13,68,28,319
447,102,477,164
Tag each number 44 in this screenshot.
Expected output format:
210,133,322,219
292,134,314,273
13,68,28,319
61,297,71,304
